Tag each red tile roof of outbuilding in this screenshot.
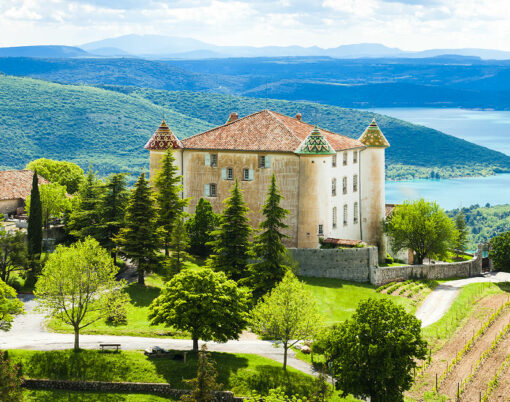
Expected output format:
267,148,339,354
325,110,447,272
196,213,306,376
179,110,364,152
0,170,49,201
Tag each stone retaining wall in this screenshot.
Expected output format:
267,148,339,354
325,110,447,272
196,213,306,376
290,247,378,282
22,379,242,401
370,249,483,286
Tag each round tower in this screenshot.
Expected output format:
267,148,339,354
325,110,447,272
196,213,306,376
295,126,335,248
358,118,390,262
144,120,183,187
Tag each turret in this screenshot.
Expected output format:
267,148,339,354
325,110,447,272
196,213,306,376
144,120,183,186
295,126,335,248
358,118,389,262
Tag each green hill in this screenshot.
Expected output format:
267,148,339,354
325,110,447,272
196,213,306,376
0,75,212,174
1,75,509,180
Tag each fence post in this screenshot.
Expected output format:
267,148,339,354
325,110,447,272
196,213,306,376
435,373,438,391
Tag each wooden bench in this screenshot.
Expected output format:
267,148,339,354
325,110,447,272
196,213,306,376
99,343,121,352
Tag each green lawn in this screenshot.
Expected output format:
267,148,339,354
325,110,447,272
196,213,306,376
9,349,355,400
46,275,188,338
24,390,174,401
300,277,415,324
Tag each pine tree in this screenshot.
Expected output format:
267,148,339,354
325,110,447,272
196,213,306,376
247,175,291,299
27,170,42,277
154,148,188,256
208,180,252,280
166,216,191,278
116,172,160,285
67,169,104,241
454,211,469,257
180,344,222,402
99,173,129,264
186,198,219,258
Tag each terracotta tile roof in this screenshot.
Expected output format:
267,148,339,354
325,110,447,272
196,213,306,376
179,110,364,153
322,238,364,247
0,170,49,201
359,118,390,148
144,120,183,151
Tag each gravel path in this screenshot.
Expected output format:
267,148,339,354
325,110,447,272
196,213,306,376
416,272,510,327
0,295,315,376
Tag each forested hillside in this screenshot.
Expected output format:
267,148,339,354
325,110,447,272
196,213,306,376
448,204,510,249
1,75,509,179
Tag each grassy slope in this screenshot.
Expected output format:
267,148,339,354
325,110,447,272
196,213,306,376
118,87,510,173
24,390,174,401
0,75,213,175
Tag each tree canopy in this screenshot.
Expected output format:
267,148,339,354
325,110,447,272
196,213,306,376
384,199,458,264
26,182,71,229
251,271,323,370
489,231,510,272
0,279,25,332
149,264,251,351
0,230,27,283
186,198,218,258
34,237,126,351
26,158,84,194
315,298,427,402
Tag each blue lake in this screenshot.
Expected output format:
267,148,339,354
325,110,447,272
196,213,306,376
371,108,510,209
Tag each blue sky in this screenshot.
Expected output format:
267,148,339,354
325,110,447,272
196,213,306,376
0,0,506,50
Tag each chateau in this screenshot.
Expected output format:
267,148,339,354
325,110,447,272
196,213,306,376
145,110,389,257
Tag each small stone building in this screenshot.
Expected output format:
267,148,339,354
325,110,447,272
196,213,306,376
0,170,48,216
145,110,389,256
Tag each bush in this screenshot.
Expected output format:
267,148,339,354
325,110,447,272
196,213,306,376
489,231,510,272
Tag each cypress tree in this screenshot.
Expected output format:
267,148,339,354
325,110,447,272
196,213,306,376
246,174,291,299
154,148,188,256
186,198,219,258
27,170,43,264
208,180,252,280
116,172,160,285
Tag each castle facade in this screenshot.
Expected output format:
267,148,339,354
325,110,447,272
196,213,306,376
145,110,389,257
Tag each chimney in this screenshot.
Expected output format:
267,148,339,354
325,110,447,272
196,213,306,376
295,113,302,121
227,112,239,124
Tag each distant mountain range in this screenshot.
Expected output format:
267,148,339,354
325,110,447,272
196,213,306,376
2,36,510,60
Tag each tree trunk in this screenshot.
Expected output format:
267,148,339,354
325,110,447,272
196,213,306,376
74,328,80,352
283,342,288,371
138,269,144,285
193,338,199,352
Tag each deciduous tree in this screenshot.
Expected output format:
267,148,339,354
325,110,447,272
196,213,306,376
116,172,160,285
0,230,27,283
26,183,71,230
34,237,126,351
149,264,251,351
0,279,25,332
154,148,188,256
246,175,291,299
26,158,84,194
384,199,458,264
489,231,510,272
208,181,252,280
250,271,323,370
315,299,427,402
186,198,218,258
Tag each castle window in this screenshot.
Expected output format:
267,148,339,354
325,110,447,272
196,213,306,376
353,150,358,164
204,183,217,197
354,202,359,224
318,224,324,236
332,154,337,167
259,155,271,168
343,152,348,166
342,177,348,194
343,204,348,225
353,175,358,192
205,153,218,167
332,207,337,228
222,168,233,180
243,169,254,181
332,178,337,196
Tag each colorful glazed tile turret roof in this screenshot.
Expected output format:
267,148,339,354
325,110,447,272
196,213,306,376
358,118,390,148
164,110,363,152
144,120,183,151
295,125,336,155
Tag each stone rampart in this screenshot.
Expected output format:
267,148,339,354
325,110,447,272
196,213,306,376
290,247,378,282
22,379,242,401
